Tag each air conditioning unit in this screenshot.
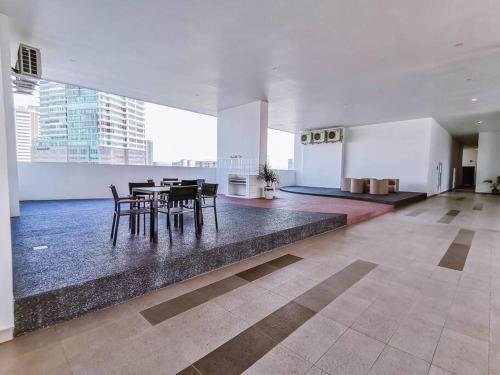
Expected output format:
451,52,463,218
325,128,343,143
12,44,41,95
300,132,311,145
311,130,326,143
14,44,41,78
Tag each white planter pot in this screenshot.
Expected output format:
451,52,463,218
264,188,274,199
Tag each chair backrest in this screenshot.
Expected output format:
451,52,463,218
147,179,154,184
109,184,119,204
168,185,198,203
197,179,206,187
181,179,198,186
163,177,178,182
128,181,155,195
201,183,218,197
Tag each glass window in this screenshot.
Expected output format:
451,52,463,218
267,128,294,170
14,79,217,167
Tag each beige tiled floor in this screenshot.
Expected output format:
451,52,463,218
2,192,500,374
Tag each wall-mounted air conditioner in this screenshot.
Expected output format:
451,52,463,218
300,132,312,145
12,44,41,95
14,44,41,78
311,130,326,143
325,128,343,143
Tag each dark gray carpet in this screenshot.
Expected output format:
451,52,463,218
11,199,346,334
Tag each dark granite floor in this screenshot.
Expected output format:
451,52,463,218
280,186,427,207
11,199,346,334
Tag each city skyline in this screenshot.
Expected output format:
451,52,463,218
14,81,294,169
32,81,149,165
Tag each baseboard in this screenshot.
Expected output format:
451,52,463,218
0,326,14,343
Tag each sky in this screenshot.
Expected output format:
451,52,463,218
14,89,294,169
144,102,217,163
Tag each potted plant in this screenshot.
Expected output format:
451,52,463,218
483,177,500,195
257,163,279,199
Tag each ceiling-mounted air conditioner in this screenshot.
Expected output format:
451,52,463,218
300,132,312,145
311,130,326,143
325,128,343,143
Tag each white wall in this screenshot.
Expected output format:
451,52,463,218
0,16,18,217
344,118,433,192
427,118,454,195
275,169,296,188
216,101,268,194
476,131,500,193
294,135,343,188
0,13,14,343
18,162,217,200
462,147,478,167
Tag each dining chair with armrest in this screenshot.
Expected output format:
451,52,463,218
158,185,199,244
128,181,155,234
110,184,150,246
200,183,218,230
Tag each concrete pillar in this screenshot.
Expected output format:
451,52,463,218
0,14,20,217
216,101,268,194
0,13,15,343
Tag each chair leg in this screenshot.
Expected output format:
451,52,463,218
194,211,199,237
111,212,116,239
167,214,172,244
136,213,140,235
180,214,184,233
113,215,120,246
214,199,218,231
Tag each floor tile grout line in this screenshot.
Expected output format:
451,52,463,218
139,253,303,325
176,260,378,375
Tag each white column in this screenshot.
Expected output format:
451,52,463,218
0,14,20,217
0,13,15,343
216,101,268,194
476,130,500,193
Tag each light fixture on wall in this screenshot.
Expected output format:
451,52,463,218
471,98,478,102
477,120,483,124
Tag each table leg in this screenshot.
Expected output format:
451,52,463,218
153,191,159,243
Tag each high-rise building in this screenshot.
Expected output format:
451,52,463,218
145,140,153,165
33,81,148,164
15,105,39,161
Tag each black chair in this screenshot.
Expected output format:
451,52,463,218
146,179,154,184
110,185,150,246
161,178,181,187
200,183,218,230
128,182,155,234
197,179,206,187
158,185,199,244
181,179,198,186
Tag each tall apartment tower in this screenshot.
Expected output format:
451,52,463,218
15,105,39,161
33,81,147,164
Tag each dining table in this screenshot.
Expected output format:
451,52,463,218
133,185,201,243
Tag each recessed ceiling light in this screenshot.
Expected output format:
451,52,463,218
271,66,279,71
471,98,478,102
454,42,464,47
465,78,472,82
477,120,483,124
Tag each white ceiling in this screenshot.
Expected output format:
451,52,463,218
2,0,500,145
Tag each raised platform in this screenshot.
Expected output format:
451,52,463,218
280,186,427,208
12,199,346,335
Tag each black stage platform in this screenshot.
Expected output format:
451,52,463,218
280,186,427,208
12,199,346,334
